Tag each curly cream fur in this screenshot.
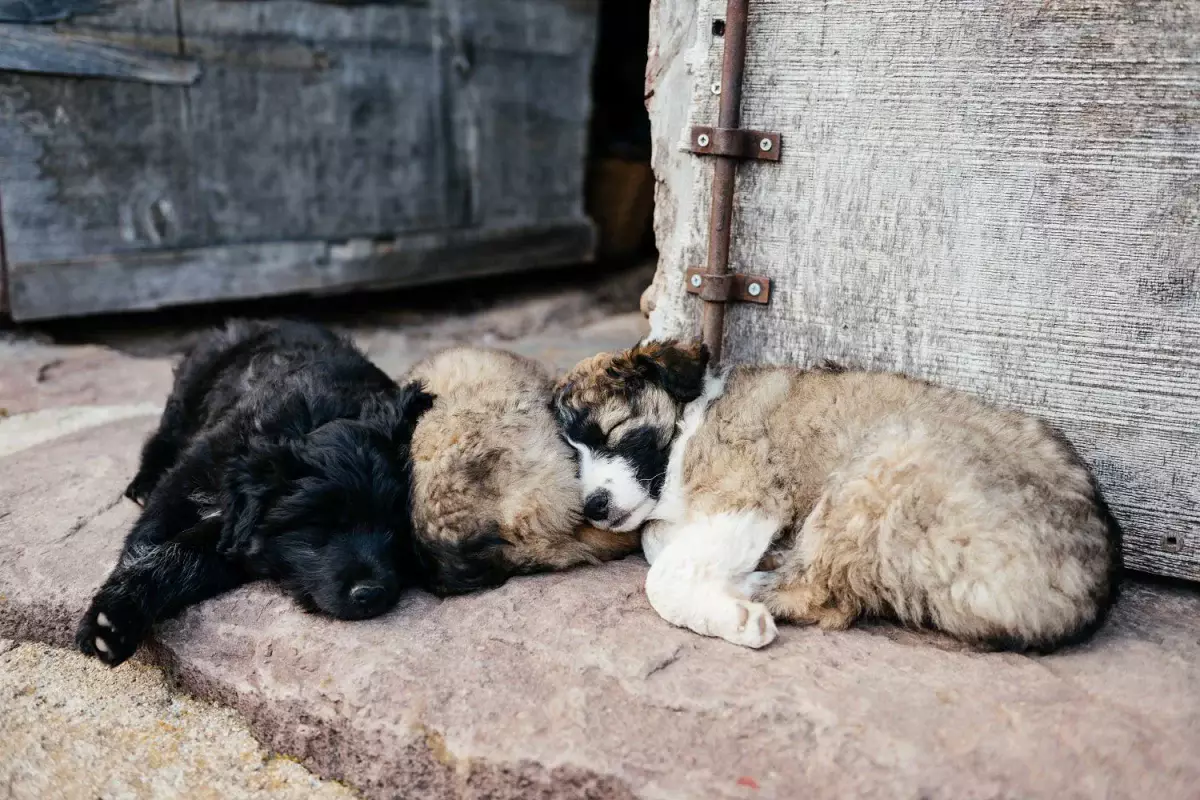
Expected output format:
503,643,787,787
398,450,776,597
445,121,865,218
407,347,637,585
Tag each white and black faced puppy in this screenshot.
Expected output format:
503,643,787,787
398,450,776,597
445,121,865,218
76,320,433,667
404,346,639,596
555,340,1122,653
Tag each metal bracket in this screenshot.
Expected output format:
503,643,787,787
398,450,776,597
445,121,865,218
688,125,781,161
685,267,771,305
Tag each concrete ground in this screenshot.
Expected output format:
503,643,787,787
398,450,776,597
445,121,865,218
2,264,1199,799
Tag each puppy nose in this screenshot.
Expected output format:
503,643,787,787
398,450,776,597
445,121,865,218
350,581,386,609
583,490,611,522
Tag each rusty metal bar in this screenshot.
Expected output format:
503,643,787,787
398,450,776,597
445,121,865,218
701,0,750,364
0,184,8,315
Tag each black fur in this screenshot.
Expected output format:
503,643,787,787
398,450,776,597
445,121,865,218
413,523,514,596
633,343,710,403
76,320,433,667
610,425,670,498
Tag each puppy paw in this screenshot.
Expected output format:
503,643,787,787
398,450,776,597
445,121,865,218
734,571,777,600
76,598,145,667
123,473,154,507
723,599,778,649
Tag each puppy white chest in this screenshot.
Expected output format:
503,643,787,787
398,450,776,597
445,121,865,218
643,370,727,564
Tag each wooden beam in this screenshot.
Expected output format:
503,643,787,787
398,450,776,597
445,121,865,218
0,25,200,85
6,220,595,321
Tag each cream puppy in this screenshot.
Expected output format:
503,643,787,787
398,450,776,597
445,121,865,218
554,340,1121,651
405,346,638,595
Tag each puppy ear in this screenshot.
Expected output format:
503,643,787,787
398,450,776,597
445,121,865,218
412,523,511,596
577,525,641,563
398,380,436,422
374,381,436,448
633,340,711,403
218,438,306,558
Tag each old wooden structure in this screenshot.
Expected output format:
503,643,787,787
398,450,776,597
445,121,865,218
0,0,599,320
644,0,1200,581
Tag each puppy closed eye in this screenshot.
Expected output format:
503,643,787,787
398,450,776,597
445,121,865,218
604,417,634,444
563,412,605,449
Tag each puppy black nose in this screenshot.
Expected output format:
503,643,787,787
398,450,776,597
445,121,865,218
350,582,386,609
583,490,610,522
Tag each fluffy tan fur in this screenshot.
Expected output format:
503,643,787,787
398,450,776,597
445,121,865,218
557,344,1121,651
406,347,637,588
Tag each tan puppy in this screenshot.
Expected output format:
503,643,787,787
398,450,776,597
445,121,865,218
405,346,638,594
554,340,1121,651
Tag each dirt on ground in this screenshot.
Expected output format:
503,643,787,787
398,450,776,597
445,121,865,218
0,640,355,800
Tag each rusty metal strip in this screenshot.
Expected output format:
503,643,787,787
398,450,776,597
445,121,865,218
686,267,770,305
688,125,780,161
696,0,777,364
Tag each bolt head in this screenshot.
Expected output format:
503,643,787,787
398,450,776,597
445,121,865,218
690,274,703,288
710,82,721,95
697,133,710,147
759,138,773,152
747,281,762,297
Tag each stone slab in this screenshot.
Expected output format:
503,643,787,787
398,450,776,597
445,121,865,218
0,337,175,415
1,642,354,800
2,415,1199,799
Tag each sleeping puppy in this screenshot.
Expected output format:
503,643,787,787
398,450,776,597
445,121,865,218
77,320,432,667
554,340,1122,652
404,346,639,595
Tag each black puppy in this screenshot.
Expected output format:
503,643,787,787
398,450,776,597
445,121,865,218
76,320,433,667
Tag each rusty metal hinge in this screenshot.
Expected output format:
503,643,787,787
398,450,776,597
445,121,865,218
687,126,781,161
685,267,771,305
686,0,776,364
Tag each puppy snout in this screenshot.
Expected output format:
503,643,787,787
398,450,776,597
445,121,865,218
349,581,389,614
584,490,611,522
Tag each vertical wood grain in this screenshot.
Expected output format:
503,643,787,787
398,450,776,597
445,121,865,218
649,0,1200,580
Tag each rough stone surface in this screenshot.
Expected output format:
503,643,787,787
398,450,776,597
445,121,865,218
2,404,1200,798
2,274,1199,798
0,335,175,415
0,642,355,800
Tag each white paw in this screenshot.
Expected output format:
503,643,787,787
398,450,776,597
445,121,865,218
96,612,114,630
734,571,776,600
94,636,111,654
722,599,777,649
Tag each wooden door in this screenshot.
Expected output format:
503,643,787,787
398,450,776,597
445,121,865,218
646,0,1200,581
0,0,598,320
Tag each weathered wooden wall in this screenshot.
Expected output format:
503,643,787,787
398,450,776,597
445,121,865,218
646,0,1200,581
0,0,598,320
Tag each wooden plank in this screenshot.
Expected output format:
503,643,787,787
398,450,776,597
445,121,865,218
0,183,8,315
0,0,195,267
0,0,598,294
647,0,1200,581
6,219,595,320
0,0,100,24
0,25,200,84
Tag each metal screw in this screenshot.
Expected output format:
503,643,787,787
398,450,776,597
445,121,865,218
710,82,721,95
747,281,762,297
759,138,773,152
690,274,703,288
696,133,710,147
